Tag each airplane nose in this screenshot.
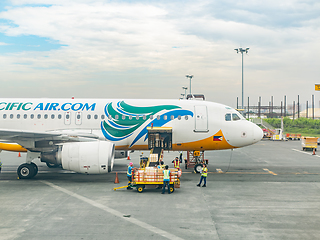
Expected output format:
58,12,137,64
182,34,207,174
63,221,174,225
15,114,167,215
253,124,263,143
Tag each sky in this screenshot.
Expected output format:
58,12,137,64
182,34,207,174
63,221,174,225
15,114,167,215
0,0,319,108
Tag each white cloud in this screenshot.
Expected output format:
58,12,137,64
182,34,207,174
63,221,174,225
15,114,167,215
0,0,319,107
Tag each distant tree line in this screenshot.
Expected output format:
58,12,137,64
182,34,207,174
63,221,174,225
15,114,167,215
264,117,320,136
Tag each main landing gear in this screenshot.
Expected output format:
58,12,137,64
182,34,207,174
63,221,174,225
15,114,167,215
17,162,38,179
17,151,41,179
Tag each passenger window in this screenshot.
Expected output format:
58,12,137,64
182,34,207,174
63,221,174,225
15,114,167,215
232,113,240,121
101,115,105,120
24,114,27,119
115,115,119,120
94,114,98,120
157,115,160,120
171,115,174,120
30,114,34,119
136,116,139,120
163,115,167,120
3,114,6,119
149,115,153,120
87,114,91,120
225,114,231,121
143,115,146,120
66,114,70,120
44,114,48,119
122,115,126,120
51,114,55,119
108,115,112,120
17,114,20,119
58,114,62,119
178,115,181,120
129,116,132,120
10,114,14,119
185,115,188,120
37,114,41,119
77,115,80,120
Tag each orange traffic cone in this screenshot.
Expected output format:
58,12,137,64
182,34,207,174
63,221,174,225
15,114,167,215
114,172,119,184
313,148,316,155
18,152,21,157
127,155,130,160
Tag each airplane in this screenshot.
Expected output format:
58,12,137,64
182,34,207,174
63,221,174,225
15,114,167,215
0,98,263,179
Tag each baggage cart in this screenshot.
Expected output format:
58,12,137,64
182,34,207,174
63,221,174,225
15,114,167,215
113,167,181,193
301,137,318,151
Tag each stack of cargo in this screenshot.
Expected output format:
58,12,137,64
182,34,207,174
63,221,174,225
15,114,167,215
149,154,158,163
133,167,179,184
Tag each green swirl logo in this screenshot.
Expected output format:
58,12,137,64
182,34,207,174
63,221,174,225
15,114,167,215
100,101,193,147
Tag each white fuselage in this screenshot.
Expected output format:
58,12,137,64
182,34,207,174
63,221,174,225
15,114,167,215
0,98,262,151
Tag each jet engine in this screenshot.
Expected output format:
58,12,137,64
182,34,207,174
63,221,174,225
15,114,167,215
41,141,115,174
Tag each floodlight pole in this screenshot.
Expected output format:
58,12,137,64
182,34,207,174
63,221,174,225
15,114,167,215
186,75,193,95
234,48,249,110
182,87,188,99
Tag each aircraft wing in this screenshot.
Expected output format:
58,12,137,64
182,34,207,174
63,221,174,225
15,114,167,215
0,129,61,140
0,129,100,151
0,129,100,140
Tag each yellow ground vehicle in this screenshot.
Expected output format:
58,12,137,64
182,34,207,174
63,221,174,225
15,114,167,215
132,167,180,193
114,167,181,193
114,143,181,193
301,137,318,151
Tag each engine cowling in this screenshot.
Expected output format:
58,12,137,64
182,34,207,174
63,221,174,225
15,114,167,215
41,141,115,174
61,141,115,174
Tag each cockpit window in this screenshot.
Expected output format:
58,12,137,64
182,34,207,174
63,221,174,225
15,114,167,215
226,113,243,121
232,113,241,121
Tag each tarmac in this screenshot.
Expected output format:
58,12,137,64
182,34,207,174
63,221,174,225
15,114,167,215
1,140,320,240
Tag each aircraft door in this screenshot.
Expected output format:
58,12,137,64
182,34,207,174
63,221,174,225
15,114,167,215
75,112,82,125
194,105,208,132
64,112,71,125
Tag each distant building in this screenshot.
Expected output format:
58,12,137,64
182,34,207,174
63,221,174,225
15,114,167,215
299,108,320,119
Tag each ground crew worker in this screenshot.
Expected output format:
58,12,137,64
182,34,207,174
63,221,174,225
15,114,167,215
197,163,207,187
127,162,133,189
160,161,165,168
157,161,165,169
162,165,171,194
156,161,166,189
172,157,181,169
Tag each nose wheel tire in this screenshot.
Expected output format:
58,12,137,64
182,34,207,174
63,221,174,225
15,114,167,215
194,164,203,173
17,163,37,179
